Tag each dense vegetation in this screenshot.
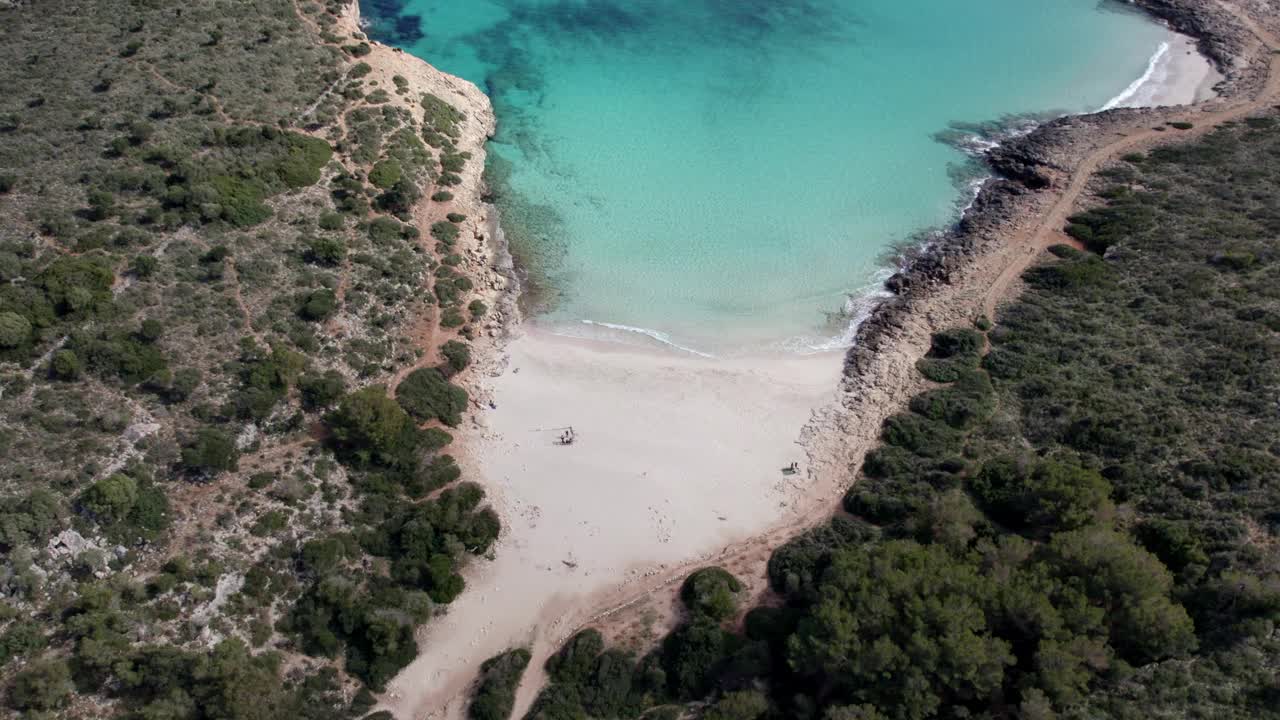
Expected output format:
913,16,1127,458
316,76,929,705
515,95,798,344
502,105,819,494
524,114,1280,719
0,0,494,716
470,648,533,720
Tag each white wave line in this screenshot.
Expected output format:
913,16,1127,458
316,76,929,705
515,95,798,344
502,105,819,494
1101,41,1170,111
779,269,896,355
579,320,717,358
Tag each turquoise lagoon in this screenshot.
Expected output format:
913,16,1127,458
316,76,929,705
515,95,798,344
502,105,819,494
366,1,1173,354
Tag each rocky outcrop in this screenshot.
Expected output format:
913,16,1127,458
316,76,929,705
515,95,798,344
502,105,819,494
841,0,1269,387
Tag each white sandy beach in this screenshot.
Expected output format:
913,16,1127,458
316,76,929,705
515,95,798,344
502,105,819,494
1108,32,1221,109
382,329,844,717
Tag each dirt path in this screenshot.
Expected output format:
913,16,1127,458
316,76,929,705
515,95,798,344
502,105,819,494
495,5,1280,717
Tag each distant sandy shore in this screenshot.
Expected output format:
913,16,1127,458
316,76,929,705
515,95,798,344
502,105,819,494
374,5,1274,719
1137,31,1223,108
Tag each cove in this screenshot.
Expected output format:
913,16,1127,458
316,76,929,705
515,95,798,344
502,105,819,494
366,0,1181,355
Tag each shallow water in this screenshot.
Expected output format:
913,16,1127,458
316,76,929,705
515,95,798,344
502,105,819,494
366,0,1171,354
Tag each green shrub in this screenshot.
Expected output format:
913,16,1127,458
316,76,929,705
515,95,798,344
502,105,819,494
50,349,81,379
431,221,460,245
369,159,402,190
307,236,346,266
1046,243,1082,259
209,175,272,227
915,358,965,383
406,454,461,496
446,212,467,223
1135,519,1209,572
252,510,288,536
202,246,231,263
1024,254,1112,290
181,427,240,475
164,367,202,402
704,690,769,720
766,516,875,602
79,473,138,523
879,412,961,458
325,386,422,472
469,300,488,319
318,211,344,230
440,340,471,375
524,684,588,720
469,648,531,720
368,216,414,243
927,328,983,359
86,189,115,220
75,331,169,384
421,94,464,142
789,541,1012,718
0,311,31,348
441,307,465,328
396,368,468,426
431,191,454,202
422,427,454,452
546,629,604,684
660,617,736,699
138,318,164,343
300,288,338,321
8,658,73,711
300,370,347,410
907,369,994,430
435,278,463,307
441,153,467,173
680,567,742,621
376,177,422,218
37,255,115,316
277,134,333,188
1062,203,1155,254
968,457,1112,534
131,255,159,278
0,620,45,666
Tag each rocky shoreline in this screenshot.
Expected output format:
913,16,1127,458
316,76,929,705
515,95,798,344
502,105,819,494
841,0,1266,386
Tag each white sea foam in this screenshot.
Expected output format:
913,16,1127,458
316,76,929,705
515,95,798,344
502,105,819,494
780,269,896,354
578,320,718,358
1101,41,1171,110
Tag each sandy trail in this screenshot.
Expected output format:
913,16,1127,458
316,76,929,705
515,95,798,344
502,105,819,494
379,3,1280,718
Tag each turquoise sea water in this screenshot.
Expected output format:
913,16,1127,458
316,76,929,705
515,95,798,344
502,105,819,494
366,1,1171,354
